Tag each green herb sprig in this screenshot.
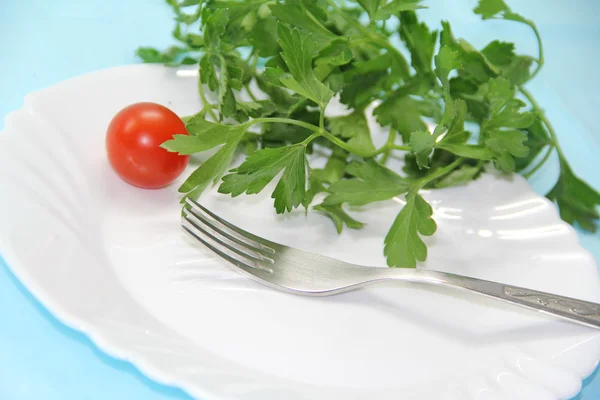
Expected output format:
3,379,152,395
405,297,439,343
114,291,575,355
139,0,600,268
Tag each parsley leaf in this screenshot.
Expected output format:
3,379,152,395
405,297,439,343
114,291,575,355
315,42,354,81
167,0,202,26
481,40,516,66
384,192,437,268
216,56,236,119
486,76,513,114
149,0,600,266
374,0,426,21
485,129,529,171
473,0,541,86
270,24,334,108
474,0,531,25
480,40,534,85
500,56,534,85
399,11,438,75
481,77,534,171
341,70,387,109
177,122,250,199
270,2,337,52
433,164,483,188
323,160,410,206
204,8,229,48
303,148,347,208
473,0,507,19
327,111,376,155
438,139,494,161
433,101,493,161
435,45,461,89
161,133,226,155
199,9,239,120
136,46,198,66
410,130,435,169
357,0,382,20
219,145,307,213
199,53,219,93
203,0,271,46
441,21,499,84
314,204,365,233
304,149,365,233
442,98,467,137
250,17,280,57
374,94,427,142
548,161,600,232
312,150,347,185
515,117,553,172
235,101,267,120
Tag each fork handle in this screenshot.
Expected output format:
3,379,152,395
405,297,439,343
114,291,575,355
409,270,600,329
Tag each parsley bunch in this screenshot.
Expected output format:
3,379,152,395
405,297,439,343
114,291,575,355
139,0,600,268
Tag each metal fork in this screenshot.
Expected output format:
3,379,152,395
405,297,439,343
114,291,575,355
182,198,600,329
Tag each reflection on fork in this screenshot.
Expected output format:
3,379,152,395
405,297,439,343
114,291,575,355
182,198,600,329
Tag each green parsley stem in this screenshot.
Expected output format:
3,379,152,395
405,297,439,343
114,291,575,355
418,157,463,187
321,130,354,149
377,40,406,65
198,77,217,121
287,98,309,117
326,0,407,65
247,117,409,160
522,144,554,179
380,130,397,164
245,49,256,63
349,37,375,47
248,116,389,157
245,83,259,102
319,108,326,129
321,130,379,156
251,52,259,71
493,16,544,81
321,130,409,158
300,131,323,146
528,22,544,80
475,159,485,170
518,86,562,159
248,117,321,133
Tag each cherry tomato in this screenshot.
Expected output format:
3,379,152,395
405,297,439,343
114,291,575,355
106,102,189,189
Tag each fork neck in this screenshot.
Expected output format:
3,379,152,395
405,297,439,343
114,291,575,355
377,267,463,286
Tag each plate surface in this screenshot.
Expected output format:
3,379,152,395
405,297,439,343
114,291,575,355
1,64,599,400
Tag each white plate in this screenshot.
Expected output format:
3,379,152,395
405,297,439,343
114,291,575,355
1,64,600,400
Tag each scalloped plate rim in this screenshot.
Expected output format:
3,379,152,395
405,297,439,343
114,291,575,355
0,63,599,400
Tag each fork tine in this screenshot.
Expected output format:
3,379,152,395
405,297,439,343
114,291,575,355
182,217,272,273
184,203,269,257
183,209,272,265
185,198,276,251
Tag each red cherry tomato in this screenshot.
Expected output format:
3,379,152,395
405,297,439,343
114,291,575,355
106,102,189,189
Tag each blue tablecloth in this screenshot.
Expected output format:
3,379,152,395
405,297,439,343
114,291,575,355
1,1,599,399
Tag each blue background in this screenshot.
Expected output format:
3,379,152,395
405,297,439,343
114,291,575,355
1,1,599,399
